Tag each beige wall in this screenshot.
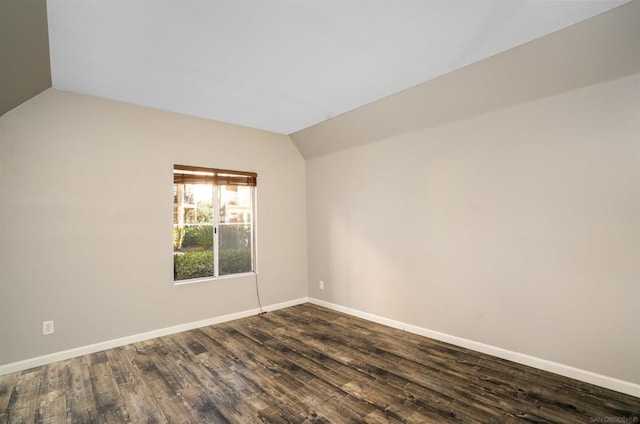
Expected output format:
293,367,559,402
0,0,52,116
0,89,307,365
306,73,640,384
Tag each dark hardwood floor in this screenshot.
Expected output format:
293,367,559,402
1,303,638,423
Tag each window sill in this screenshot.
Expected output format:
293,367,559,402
173,272,256,286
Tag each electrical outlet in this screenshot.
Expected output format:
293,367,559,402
42,320,54,335
319,280,325,290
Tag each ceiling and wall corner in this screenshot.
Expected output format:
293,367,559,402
0,0,52,116
45,0,629,135
291,0,640,159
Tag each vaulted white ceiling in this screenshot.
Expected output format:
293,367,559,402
47,0,629,135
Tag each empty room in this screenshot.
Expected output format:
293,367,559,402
1,0,639,422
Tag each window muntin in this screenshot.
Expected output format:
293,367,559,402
173,165,256,282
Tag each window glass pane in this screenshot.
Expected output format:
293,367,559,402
218,185,253,275
174,183,214,280
173,165,256,282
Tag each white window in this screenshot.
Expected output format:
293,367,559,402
173,165,256,282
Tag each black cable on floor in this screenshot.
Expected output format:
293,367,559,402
255,272,266,315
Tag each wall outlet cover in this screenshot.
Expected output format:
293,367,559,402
43,320,54,335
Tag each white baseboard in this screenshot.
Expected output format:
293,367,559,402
308,297,640,398
3,296,638,398
0,297,308,376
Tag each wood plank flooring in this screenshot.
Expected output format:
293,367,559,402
1,303,638,423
